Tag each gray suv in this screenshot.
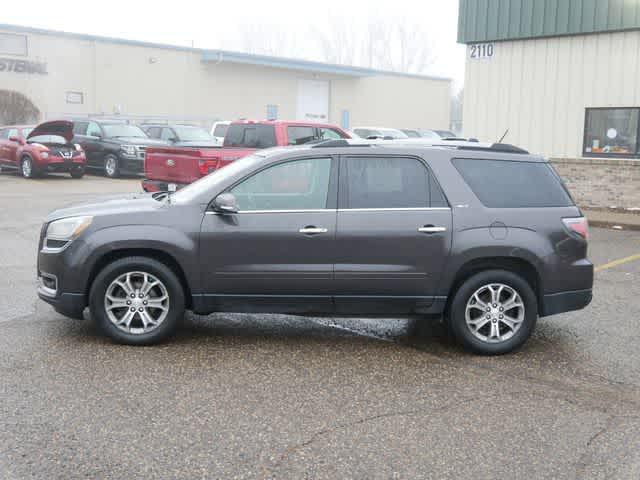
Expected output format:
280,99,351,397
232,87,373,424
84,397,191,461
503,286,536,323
36,141,593,354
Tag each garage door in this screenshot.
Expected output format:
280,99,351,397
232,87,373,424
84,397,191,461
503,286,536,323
296,79,329,122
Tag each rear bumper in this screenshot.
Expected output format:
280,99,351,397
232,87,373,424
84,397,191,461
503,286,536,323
141,179,188,192
541,289,593,317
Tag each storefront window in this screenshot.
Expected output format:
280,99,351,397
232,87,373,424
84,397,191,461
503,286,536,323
584,108,640,157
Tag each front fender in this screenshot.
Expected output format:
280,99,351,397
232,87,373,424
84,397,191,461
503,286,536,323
66,224,199,294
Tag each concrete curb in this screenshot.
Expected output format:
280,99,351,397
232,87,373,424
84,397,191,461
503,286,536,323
587,219,640,232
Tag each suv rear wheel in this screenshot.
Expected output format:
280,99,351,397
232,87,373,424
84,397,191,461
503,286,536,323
448,269,537,355
89,256,185,345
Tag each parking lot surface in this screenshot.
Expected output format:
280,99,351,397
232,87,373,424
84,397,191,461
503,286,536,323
1,172,639,479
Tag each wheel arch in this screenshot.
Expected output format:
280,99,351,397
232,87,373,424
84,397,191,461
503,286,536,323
86,248,193,309
445,256,542,315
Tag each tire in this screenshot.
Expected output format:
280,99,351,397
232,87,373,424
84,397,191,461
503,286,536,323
70,167,85,179
448,269,538,355
89,256,185,345
103,154,120,178
21,156,38,178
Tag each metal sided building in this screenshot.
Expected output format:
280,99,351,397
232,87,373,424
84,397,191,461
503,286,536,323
458,0,640,209
0,24,451,134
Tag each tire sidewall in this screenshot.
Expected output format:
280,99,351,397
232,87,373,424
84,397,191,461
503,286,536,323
90,257,185,345
449,270,538,355
104,154,119,178
21,157,35,178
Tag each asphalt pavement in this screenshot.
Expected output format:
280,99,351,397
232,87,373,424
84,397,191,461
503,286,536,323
1,172,639,479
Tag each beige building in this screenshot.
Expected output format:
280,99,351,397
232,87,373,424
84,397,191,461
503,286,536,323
459,0,640,209
0,23,451,131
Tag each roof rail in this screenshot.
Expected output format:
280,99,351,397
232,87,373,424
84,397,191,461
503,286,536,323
310,139,369,148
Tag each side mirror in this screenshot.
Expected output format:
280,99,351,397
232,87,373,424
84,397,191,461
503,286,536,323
170,137,178,143
9,135,24,144
212,192,239,214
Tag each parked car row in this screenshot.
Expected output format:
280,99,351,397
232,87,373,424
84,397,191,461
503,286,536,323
349,126,459,140
141,119,350,192
0,121,86,178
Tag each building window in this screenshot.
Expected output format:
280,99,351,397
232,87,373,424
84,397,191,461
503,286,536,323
0,33,27,56
341,110,350,130
584,108,640,157
266,104,278,121
65,92,84,105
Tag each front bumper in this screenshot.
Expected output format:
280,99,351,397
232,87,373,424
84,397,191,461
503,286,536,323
37,243,88,319
37,287,85,319
39,159,85,173
541,288,593,317
118,154,144,175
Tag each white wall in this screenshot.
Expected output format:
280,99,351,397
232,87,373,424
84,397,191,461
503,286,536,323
463,30,640,158
0,27,451,131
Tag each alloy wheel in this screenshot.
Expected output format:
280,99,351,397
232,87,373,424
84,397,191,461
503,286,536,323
22,158,32,177
465,283,525,343
104,271,170,335
105,157,117,177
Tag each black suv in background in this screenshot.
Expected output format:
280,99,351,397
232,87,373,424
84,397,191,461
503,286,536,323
72,119,168,178
36,140,593,354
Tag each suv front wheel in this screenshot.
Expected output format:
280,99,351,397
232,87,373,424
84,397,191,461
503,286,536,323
103,154,120,178
89,256,185,345
448,269,537,355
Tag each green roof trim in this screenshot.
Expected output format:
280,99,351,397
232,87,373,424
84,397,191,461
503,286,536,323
458,0,640,44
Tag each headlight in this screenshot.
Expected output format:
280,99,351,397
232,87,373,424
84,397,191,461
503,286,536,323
120,145,137,156
40,151,49,159
74,143,83,152
44,216,93,251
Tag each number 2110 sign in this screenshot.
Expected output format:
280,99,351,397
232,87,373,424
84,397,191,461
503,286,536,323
469,43,495,60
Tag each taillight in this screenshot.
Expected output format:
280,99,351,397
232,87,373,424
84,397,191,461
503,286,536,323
562,217,589,240
197,159,218,176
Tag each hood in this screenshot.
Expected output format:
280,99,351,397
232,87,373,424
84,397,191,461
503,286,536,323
109,137,169,146
45,193,162,223
28,120,74,142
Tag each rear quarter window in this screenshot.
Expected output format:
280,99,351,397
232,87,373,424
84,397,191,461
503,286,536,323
452,158,573,208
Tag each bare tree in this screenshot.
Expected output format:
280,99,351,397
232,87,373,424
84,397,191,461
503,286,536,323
0,90,40,125
231,16,438,75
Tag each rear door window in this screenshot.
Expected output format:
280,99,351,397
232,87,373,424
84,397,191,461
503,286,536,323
224,124,277,148
0,128,8,140
341,156,446,209
452,158,573,208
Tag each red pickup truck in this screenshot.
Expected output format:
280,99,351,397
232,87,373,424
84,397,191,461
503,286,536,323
142,120,350,192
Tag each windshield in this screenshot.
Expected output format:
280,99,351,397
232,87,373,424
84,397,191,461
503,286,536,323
171,153,266,204
28,135,68,145
102,124,147,138
379,128,409,139
419,130,441,140
22,128,34,137
173,126,213,142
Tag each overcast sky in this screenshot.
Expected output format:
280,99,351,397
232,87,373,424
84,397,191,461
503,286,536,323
2,0,465,88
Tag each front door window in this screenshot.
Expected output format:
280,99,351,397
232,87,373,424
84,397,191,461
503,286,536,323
229,157,332,211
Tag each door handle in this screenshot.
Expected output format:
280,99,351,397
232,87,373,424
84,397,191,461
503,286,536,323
299,226,328,235
418,225,447,233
